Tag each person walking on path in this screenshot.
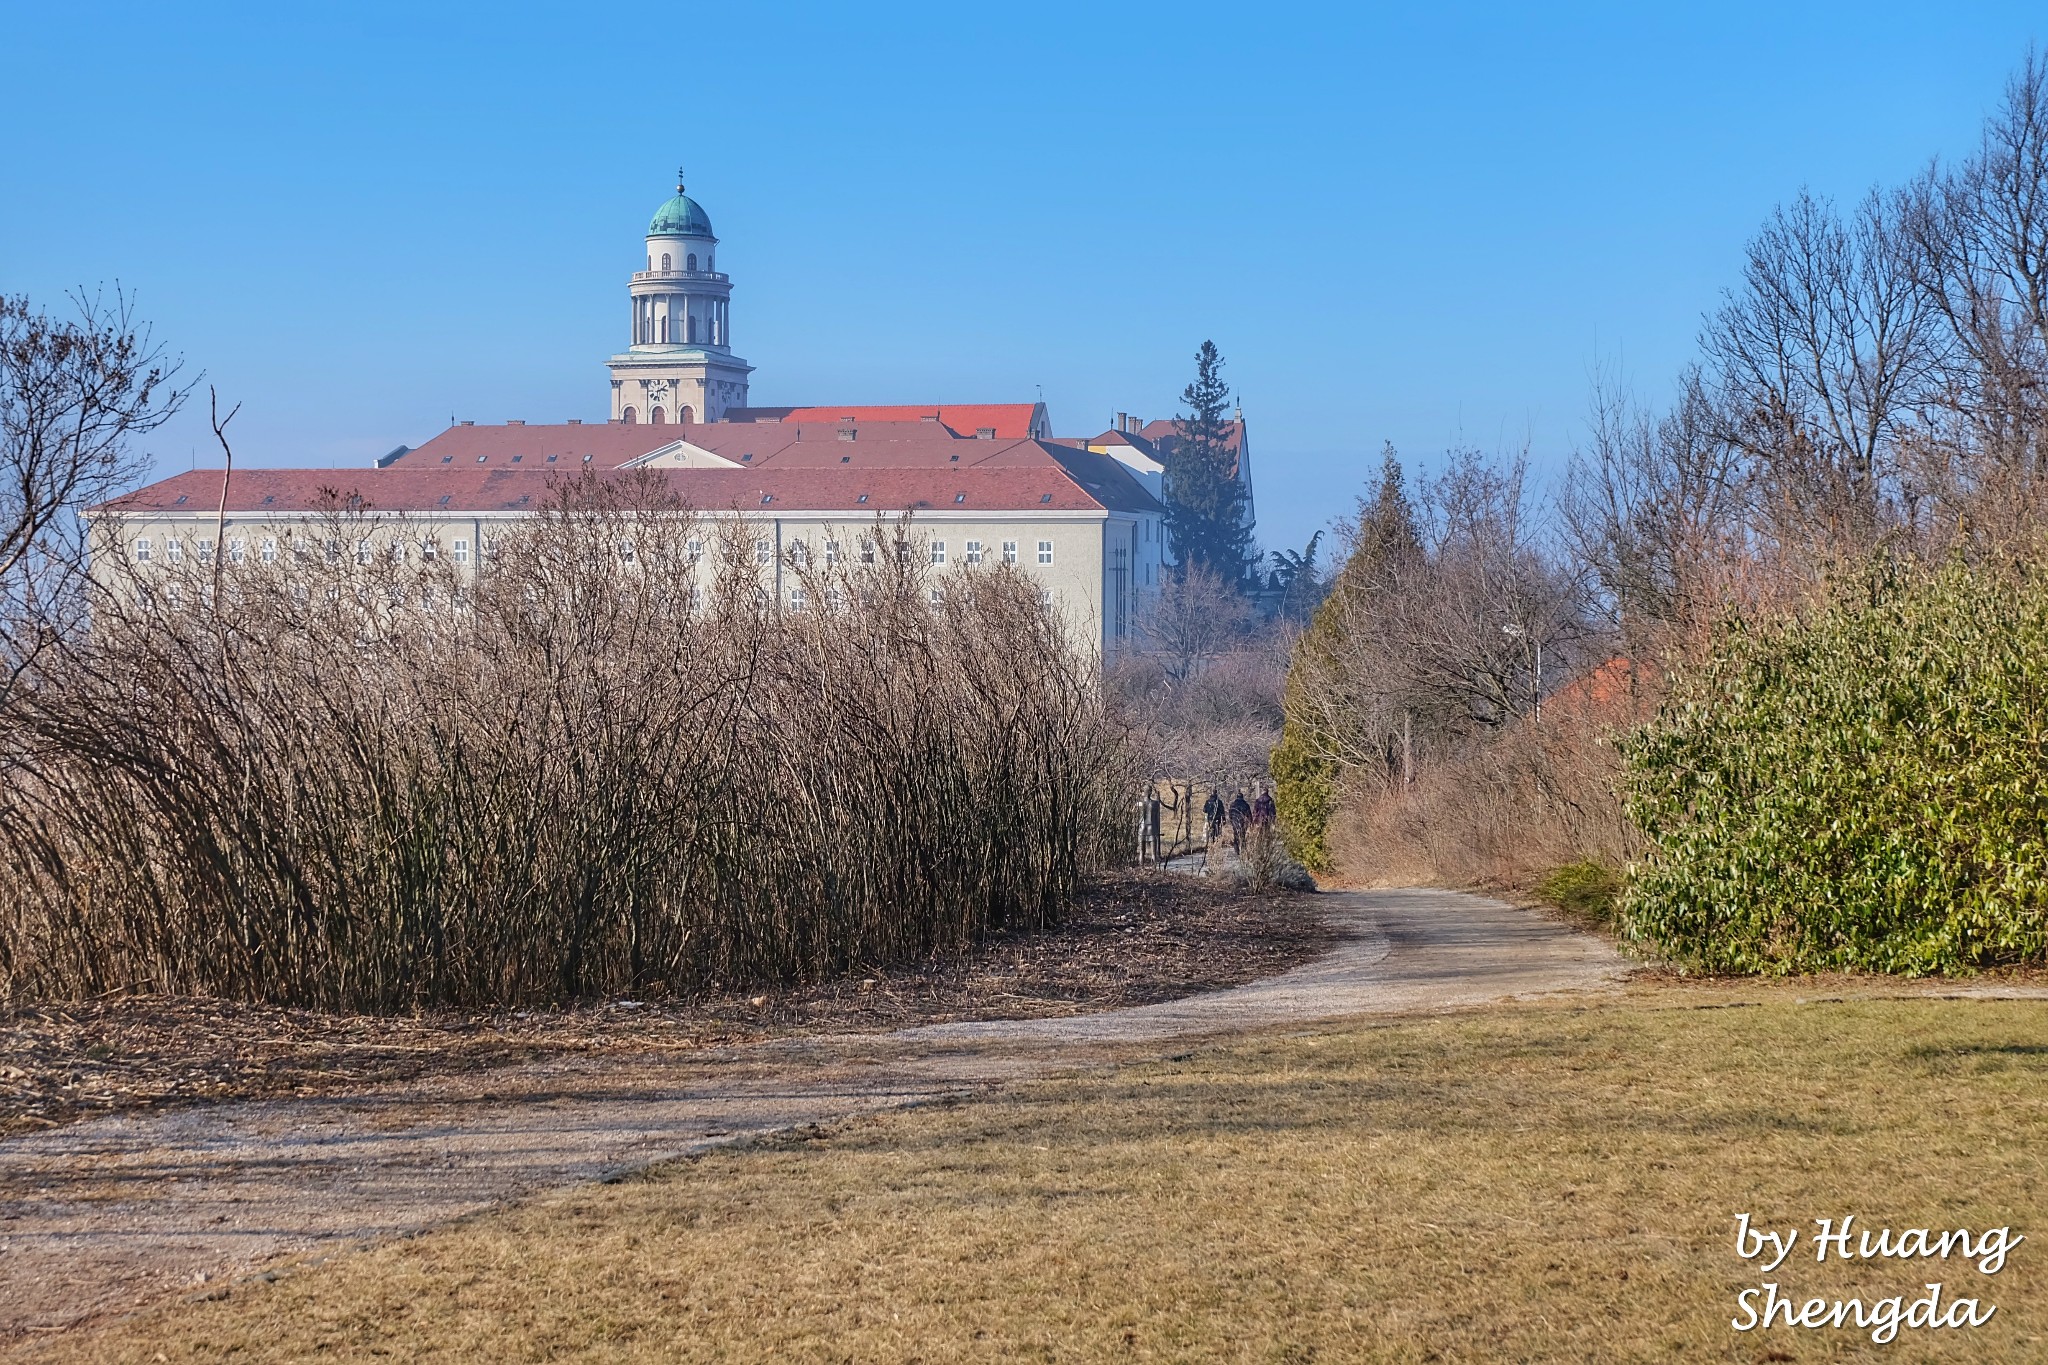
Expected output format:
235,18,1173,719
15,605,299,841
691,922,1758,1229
1228,790,1252,857
1204,789,1226,845
1252,785,1276,830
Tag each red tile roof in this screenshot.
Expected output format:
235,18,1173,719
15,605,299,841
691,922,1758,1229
725,403,1044,439
101,460,1151,517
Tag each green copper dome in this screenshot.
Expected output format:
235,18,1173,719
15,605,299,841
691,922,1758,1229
648,172,713,237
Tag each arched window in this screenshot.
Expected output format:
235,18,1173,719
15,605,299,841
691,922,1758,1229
707,252,713,271
661,252,671,271
658,315,668,342
651,406,665,425
679,405,694,424
687,314,698,342
622,406,637,424
686,253,697,271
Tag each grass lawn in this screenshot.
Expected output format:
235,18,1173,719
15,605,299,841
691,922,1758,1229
19,990,2048,1363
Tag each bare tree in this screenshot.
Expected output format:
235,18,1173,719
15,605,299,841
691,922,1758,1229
1702,188,1937,554
1563,365,1752,656
0,291,188,592
1905,50,2048,541
1134,561,1252,683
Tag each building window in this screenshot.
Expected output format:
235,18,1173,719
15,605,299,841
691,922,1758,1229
651,406,665,425
420,539,438,561
687,315,698,342
754,539,771,565
689,584,704,612
355,539,374,566
1038,539,1054,565
789,585,807,611
134,538,152,562
1002,540,1018,565
686,253,697,271
453,539,470,564
824,539,839,566
686,537,703,562
1039,586,1053,608
789,540,810,566
661,252,671,270
164,583,182,609
929,586,945,606
930,540,946,566
619,539,637,565
826,585,845,611
966,539,983,564
196,538,215,564
166,538,182,563
229,539,245,564
860,537,876,564
622,406,637,424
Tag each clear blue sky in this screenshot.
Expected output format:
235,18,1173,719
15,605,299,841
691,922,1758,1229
4,1,2039,556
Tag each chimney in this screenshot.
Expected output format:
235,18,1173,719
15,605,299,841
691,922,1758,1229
1114,411,1125,433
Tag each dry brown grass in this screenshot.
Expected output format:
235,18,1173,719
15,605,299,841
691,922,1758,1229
1332,671,1648,893
17,989,2048,1363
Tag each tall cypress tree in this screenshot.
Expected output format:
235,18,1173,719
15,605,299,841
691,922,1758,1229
1163,341,1253,583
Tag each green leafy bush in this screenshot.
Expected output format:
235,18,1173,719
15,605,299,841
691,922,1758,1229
1622,564,2048,974
1270,710,1336,873
1534,860,1623,927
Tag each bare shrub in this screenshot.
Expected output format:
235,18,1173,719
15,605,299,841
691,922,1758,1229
0,476,1132,1009
1332,660,1647,890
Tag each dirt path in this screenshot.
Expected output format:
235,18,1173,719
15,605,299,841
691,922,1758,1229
0,890,1628,1342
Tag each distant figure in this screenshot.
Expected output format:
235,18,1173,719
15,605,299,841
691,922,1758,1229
1204,789,1226,845
1252,785,1277,829
1228,791,1252,856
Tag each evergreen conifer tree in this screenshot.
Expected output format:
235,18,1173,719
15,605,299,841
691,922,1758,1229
1163,341,1253,583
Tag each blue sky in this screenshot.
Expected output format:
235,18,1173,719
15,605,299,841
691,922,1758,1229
3,2,2040,557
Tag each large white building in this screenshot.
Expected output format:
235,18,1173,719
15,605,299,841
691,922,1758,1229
100,177,1169,653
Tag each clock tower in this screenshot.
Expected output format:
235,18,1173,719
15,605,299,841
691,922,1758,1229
606,171,753,424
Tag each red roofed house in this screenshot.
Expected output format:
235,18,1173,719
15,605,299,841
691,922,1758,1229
1054,410,1254,544
96,176,1166,654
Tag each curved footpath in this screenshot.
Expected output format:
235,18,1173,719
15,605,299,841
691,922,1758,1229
0,890,1628,1341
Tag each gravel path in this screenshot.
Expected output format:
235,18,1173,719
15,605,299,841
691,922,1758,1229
0,889,1628,1341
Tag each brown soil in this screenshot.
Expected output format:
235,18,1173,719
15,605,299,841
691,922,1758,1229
0,872,1329,1139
